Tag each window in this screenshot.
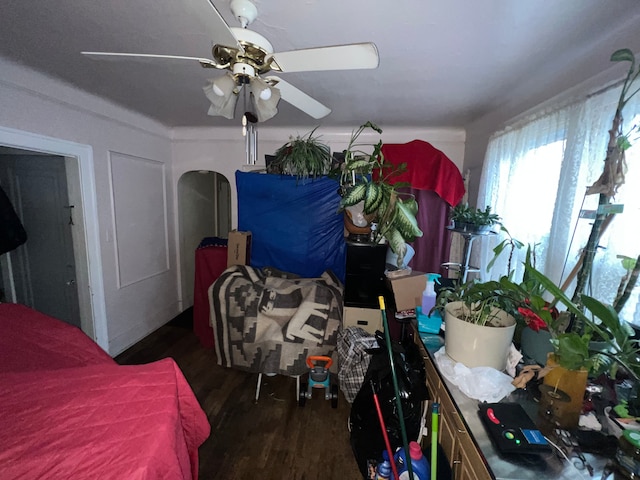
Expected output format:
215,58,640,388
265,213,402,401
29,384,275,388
478,85,640,325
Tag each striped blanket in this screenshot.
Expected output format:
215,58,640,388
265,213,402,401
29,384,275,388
210,265,343,376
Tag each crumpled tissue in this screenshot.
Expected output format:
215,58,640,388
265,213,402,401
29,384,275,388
434,347,516,403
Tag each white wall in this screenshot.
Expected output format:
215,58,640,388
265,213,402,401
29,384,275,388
0,57,177,355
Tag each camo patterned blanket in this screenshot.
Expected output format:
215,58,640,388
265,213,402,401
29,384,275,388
210,265,343,376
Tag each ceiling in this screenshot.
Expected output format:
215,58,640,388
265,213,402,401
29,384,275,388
2,0,640,130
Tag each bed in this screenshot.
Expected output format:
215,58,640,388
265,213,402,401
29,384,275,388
0,303,210,480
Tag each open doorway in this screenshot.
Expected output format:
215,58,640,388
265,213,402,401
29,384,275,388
0,151,81,328
0,126,107,351
178,170,231,308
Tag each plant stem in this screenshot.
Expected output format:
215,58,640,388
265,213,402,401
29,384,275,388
614,253,640,312
571,106,623,306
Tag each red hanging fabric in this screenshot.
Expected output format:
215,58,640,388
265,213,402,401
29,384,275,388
380,139,465,207
380,140,465,274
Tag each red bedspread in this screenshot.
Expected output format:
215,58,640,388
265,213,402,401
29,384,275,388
0,304,210,480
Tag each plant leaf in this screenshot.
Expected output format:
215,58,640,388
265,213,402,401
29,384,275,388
394,200,423,239
340,183,367,208
611,48,635,63
363,183,382,214
385,228,406,259
556,333,590,370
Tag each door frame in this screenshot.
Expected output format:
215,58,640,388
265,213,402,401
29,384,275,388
0,126,108,351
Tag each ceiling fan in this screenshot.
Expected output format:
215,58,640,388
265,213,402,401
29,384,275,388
82,0,379,123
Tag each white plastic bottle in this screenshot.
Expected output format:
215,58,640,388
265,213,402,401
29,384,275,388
421,273,441,317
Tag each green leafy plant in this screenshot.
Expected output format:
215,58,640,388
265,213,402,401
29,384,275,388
270,127,331,180
486,225,525,275
524,265,640,379
436,247,640,378
337,121,423,263
449,203,501,232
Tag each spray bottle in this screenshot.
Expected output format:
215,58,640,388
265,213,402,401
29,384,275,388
421,273,441,317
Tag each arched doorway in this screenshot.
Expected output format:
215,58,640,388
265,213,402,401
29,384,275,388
177,170,231,308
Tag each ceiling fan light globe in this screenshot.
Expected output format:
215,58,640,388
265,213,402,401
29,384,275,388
259,88,272,100
212,84,225,97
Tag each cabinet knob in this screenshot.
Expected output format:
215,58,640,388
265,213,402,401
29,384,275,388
452,411,467,434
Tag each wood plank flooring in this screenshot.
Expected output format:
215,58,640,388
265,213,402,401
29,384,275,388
115,318,363,480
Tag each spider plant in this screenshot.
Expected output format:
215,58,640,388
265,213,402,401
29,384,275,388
270,127,331,180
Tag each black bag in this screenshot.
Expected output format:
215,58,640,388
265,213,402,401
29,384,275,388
0,185,27,255
349,332,429,477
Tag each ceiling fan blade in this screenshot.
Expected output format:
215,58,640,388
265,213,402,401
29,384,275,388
202,0,242,50
265,76,330,119
269,43,379,73
81,51,220,68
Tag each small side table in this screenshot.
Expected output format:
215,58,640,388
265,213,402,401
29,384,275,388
441,227,495,283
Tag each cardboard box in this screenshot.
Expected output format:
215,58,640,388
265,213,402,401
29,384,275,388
386,270,426,311
227,230,252,267
343,306,383,334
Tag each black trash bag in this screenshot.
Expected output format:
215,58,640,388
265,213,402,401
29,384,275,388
349,331,429,477
0,185,27,255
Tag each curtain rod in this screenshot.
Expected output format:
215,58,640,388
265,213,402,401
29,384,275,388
490,77,627,141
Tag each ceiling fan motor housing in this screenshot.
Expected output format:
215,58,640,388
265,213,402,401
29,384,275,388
230,0,258,27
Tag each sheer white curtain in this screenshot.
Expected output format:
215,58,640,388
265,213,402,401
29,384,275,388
477,83,640,325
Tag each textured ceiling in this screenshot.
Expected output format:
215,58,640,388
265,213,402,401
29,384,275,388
2,0,640,129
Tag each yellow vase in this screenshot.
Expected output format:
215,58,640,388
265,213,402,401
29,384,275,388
540,354,588,429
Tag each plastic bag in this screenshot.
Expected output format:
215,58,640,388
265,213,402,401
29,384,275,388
434,347,515,402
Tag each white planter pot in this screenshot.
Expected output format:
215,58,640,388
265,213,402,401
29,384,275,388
444,301,516,371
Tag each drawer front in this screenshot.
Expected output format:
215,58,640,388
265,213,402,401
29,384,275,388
423,355,441,400
456,431,492,480
440,406,457,464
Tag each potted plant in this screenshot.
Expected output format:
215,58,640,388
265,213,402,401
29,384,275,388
449,203,501,233
434,279,517,371
337,121,423,266
269,127,332,180
457,245,640,427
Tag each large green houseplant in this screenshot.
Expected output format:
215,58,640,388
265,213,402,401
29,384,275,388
337,122,423,264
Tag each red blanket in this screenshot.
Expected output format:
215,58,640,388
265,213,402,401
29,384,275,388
0,303,114,372
0,304,210,480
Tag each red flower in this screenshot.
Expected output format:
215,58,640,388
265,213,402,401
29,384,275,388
518,307,548,332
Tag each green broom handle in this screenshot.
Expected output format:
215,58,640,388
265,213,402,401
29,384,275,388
379,296,414,480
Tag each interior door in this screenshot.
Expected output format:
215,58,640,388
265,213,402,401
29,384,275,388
0,155,81,327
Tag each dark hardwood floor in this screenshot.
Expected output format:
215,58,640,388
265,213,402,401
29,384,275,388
115,315,363,480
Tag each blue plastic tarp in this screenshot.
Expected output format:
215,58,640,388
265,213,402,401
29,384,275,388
236,171,346,282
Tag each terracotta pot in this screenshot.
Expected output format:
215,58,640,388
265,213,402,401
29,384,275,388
443,301,516,371
540,353,588,429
